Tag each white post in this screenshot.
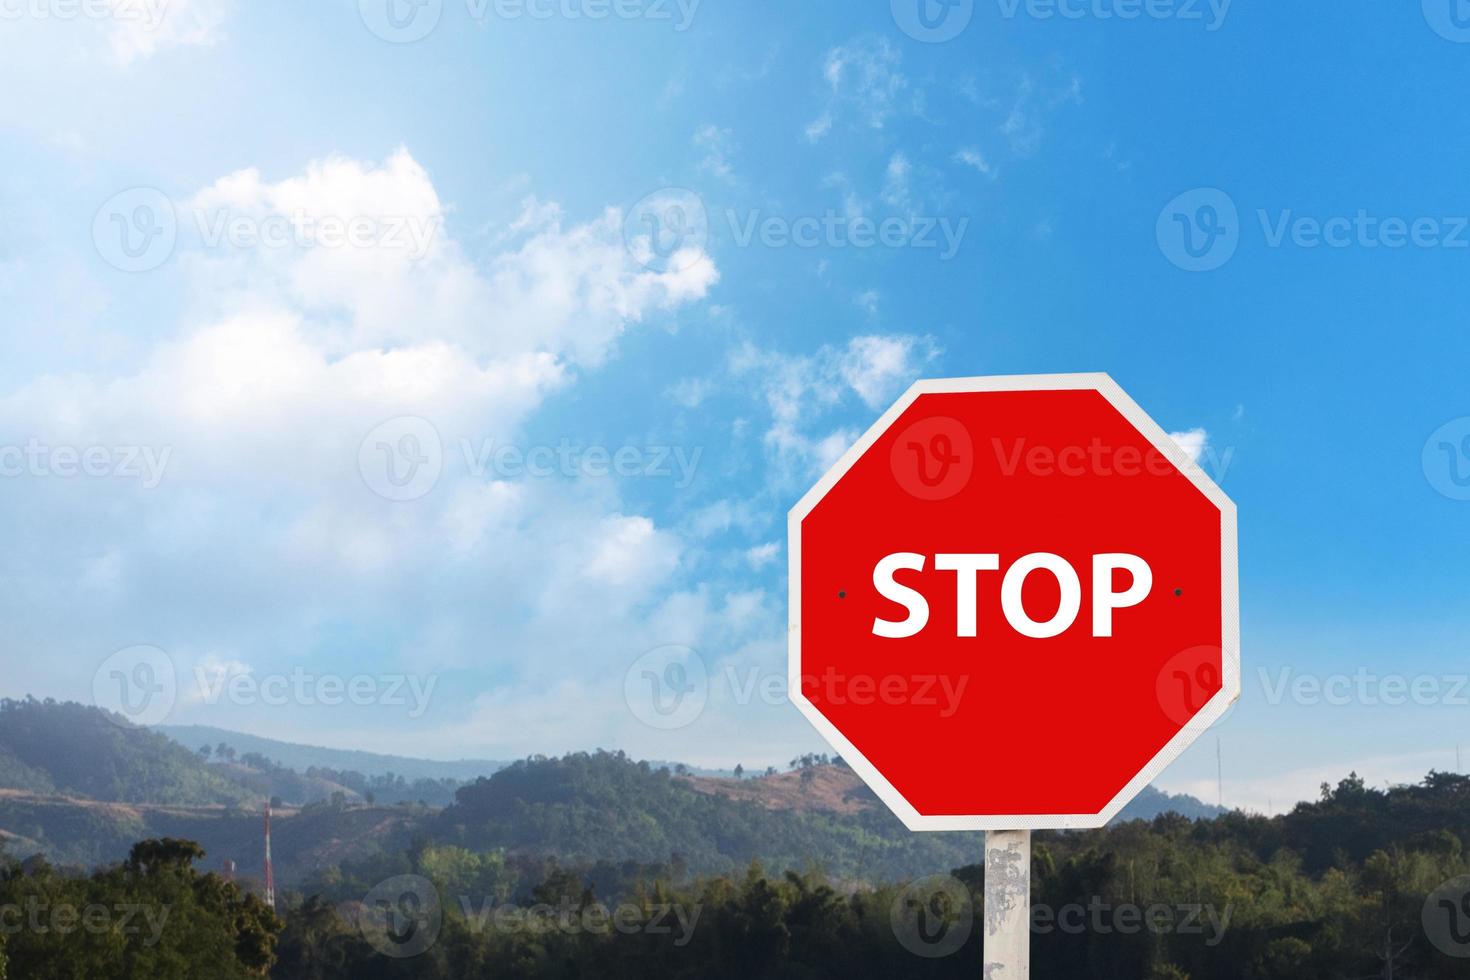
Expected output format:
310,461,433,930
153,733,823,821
983,829,1030,979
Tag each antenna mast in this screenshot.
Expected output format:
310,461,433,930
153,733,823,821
263,802,276,911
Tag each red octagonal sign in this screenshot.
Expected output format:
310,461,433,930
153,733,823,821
788,374,1239,831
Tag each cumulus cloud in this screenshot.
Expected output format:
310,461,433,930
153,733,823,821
0,148,721,749
182,149,716,366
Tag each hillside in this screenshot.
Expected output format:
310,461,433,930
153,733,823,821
434,752,971,880
0,790,422,885
7,763,1470,979
208,762,363,807
287,770,1470,980
681,765,1223,822
0,698,256,806
0,701,1224,888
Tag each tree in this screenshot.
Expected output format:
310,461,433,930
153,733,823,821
0,837,281,978
126,837,207,874
734,764,744,780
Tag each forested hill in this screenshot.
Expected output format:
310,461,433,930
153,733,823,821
679,761,1221,822
435,751,959,877
0,699,1222,884
427,751,1219,880
292,770,1470,980
0,697,254,806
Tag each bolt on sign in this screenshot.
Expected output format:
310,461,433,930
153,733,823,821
787,374,1240,976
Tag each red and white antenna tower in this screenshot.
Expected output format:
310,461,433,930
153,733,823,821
263,802,276,910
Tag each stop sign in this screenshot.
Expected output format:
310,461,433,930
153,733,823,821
788,374,1239,831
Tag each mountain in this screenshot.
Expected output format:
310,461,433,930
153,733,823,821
680,764,1224,822
153,724,1219,819
287,770,1470,980
1124,783,1224,820
429,752,1222,881
8,770,1470,980
0,701,1224,887
0,698,255,806
154,724,509,783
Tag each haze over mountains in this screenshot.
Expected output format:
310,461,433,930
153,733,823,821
155,724,511,784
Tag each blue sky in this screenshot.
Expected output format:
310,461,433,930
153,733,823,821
2,0,1469,812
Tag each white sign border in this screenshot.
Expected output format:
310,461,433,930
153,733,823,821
787,372,1241,832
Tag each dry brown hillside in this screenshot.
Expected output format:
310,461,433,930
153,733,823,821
679,765,875,815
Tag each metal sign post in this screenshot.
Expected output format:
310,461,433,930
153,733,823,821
983,830,1030,978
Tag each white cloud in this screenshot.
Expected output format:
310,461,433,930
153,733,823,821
811,428,857,473
2,310,564,493
184,149,717,367
839,334,933,409
808,36,912,139
1168,427,1209,463
881,152,912,210
0,0,233,69
0,148,719,741
733,333,937,485
583,514,682,589
107,0,232,64
954,147,995,178
694,124,737,183
745,542,780,569
1002,71,1083,157
879,152,951,219
803,113,833,143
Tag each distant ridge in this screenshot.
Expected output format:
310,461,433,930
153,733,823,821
154,724,510,783
0,702,1226,882
680,764,1224,822
153,725,1221,820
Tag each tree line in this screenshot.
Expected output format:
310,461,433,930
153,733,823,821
4,769,1470,977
